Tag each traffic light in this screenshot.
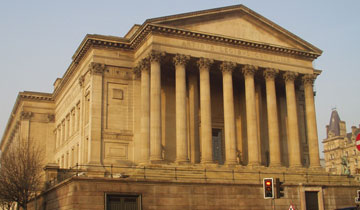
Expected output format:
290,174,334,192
263,178,274,199
275,178,285,198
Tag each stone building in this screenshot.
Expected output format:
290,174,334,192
1,4,358,210
323,109,360,175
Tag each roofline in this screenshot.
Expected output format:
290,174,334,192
144,4,322,54
54,5,324,100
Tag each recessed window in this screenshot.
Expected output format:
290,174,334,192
113,89,124,100
106,194,141,210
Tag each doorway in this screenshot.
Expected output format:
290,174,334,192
305,191,319,210
212,128,224,165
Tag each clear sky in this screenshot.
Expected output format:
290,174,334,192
0,0,359,157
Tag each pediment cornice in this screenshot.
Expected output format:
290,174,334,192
72,23,320,66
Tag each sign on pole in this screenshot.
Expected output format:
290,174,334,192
288,204,296,210
356,133,360,151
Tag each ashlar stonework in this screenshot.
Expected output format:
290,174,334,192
1,4,359,210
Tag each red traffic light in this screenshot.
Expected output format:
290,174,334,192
263,178,274,199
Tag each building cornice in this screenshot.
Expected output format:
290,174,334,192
0,91,53,150
143,4,322,54
54,5,323,103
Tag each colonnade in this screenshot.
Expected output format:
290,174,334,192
137,50,320,168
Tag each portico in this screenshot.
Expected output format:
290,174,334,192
136,49,320,168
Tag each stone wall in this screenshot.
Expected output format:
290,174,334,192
27,176,359,210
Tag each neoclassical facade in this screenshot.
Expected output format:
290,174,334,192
323,109,360,175
1,5,358,210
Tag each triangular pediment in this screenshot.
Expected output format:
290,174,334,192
146,5,321,54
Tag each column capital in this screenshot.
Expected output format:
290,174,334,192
220,61,236,74
263,68,279,80
197,57,213,70
173,54,190,66
134,58,150,77
139,58,150,71
89,62,106,75
78,75,85,87
242,64,258,77
148,50,163,63
283,71,298,82
20,111,33,120
302,74,317,86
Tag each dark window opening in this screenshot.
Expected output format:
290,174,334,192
106,194,141,210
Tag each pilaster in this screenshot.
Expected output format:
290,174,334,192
87,62,106,166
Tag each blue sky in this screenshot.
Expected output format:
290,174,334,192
1,0,359,157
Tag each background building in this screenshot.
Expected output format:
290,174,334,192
1,5,359,210
323,109,360,175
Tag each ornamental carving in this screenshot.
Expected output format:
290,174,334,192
20,111,33,120
173,54,190,66
139,58,150,72
78,75,85,87
148,50,163,63
242,64,258,77
133,66,141,78
89,62,106,75
263,68,278,80
197,57,213,70
220,61,236,73
134,58,150,78
283,71,298,82
302,74,317,86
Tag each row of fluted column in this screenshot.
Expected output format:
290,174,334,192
136,50,320,168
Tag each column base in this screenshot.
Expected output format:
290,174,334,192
150,160,165,164
201,160,214,165
175,159,190,165
269,163,282,168
225,160,238,167
247,162,261,167
289,164,303,168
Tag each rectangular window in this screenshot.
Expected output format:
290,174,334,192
106,194,141,210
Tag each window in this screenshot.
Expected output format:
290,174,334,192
106,194,141,210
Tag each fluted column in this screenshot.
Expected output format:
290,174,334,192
149,51,163,162
197,58,213,164
242,65,260,166
264,69,281,167
303,74,321,168
221,61,237,165
139,58,150,164
174,54,190,163
283,71,302,167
